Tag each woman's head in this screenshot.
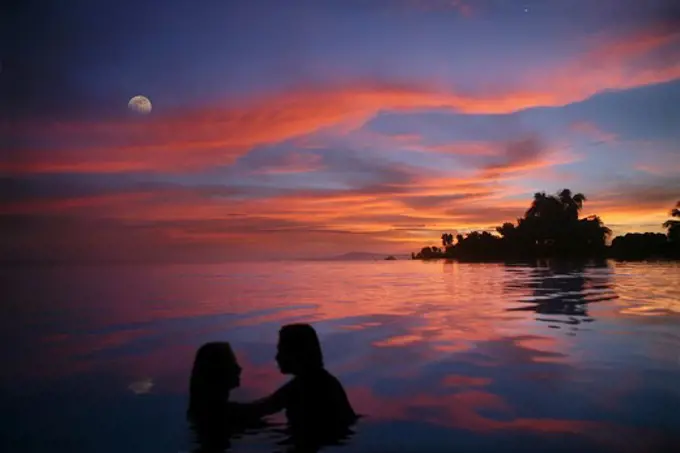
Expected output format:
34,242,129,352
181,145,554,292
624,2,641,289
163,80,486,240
276,324,324,374
189,342,241,415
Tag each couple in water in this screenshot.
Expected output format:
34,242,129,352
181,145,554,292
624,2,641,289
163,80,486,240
188,323,357,451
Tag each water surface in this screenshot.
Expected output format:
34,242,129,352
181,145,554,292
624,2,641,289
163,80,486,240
2,261,679,452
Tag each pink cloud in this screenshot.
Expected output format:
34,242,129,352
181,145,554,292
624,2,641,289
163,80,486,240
2,21,678,177
248,151,324,175
569,121,618,144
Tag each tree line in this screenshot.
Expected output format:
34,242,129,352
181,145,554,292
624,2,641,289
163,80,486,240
412,190,680,261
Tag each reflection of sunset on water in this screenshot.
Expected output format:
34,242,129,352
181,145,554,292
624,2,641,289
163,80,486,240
3,261,679,451
612,262,680,317
4,0,680,450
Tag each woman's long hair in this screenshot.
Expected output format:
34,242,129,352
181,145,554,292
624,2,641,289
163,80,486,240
188,342,238,419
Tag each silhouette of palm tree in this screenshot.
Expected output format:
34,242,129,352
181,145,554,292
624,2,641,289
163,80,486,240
414,188,612,260
496,222,516,238
526,189,586,221
663,201,680,242
558,189,586,221
525,192,549,218
441,233,454,248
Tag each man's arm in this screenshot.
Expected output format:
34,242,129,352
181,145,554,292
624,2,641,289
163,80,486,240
230,381,290,417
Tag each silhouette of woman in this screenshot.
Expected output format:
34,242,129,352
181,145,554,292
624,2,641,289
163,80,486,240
241,324,357,449
188,342,263,452
188,342,241,421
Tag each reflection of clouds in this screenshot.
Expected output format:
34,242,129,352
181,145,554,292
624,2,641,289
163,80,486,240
350,380,598,435
7,262,679,452
442,375,492,388
280,314,673,449
373,334,421,347
614,264,680,317
619,305,678,316
339,321,383,331
128,378,154,394
339,331,670,451
228,353,286,402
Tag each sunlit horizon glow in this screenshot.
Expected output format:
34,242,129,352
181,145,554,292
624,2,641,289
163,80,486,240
1,0,679,262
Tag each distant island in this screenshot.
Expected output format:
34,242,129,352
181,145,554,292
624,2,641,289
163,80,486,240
412,190,680,261
313,252,408,261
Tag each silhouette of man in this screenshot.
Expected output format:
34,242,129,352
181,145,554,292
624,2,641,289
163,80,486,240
244,324,357,448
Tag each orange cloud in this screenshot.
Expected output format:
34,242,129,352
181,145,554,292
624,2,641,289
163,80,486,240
3,21,678,176
0,141,571,262
3,149,673,261
3,17,679,262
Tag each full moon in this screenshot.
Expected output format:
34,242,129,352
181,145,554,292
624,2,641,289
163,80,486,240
128,95,152,114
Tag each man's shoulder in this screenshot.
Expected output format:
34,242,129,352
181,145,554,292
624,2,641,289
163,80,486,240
290,368,347,394
321,369,345,386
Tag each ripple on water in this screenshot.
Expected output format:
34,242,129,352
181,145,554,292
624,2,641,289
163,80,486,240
1,261,679,452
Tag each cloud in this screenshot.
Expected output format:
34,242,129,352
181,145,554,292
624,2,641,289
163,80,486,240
425,141,500,156
1,173,672,261
0,160,539,263
0,191,157,216
581,177,680,234
480,136,548,178
0,212,410,263
405,0,474,16
1,17,677,260
399,193,495,210
3,117,670,263
540,22,680,98
569,121,618,145
3,20,678,176
633,147,680,177
0,126,580,263
247,151,324,175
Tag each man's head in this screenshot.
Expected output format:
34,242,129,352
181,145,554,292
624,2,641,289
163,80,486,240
276,323,324,374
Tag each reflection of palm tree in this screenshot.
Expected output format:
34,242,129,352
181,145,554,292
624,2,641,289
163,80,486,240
506,262,615,330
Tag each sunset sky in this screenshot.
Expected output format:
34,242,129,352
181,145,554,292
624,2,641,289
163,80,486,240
2,0,679,262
